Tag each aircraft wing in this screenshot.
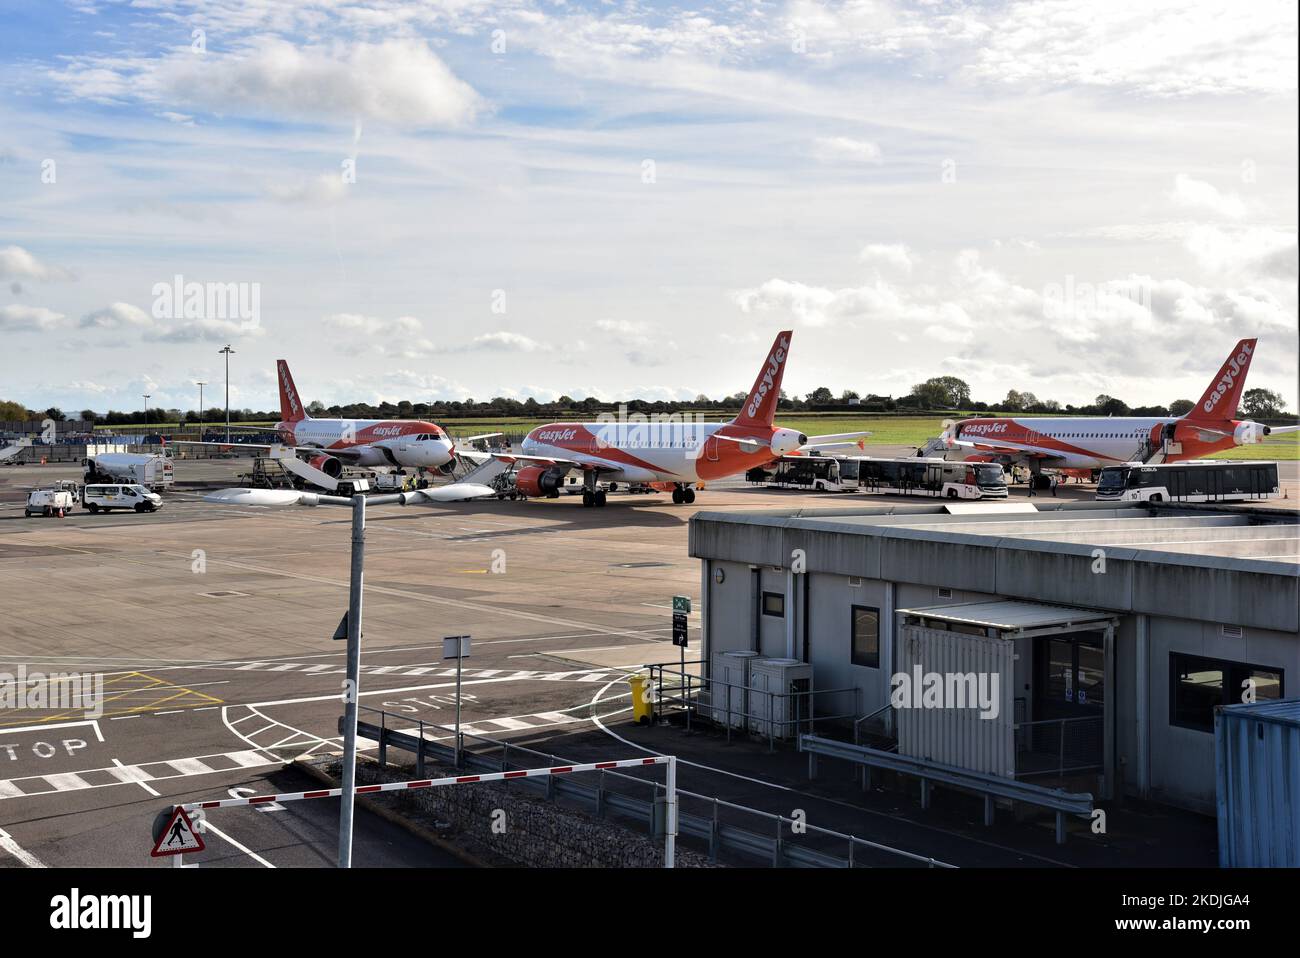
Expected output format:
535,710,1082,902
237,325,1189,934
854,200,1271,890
458,432,505,444
167,439,365,461
946,437,1058,461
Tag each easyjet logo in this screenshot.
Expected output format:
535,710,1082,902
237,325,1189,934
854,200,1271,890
746,336,789,419
536,428,578,443
280,364,300,418
371,426,403,437
962,422,1009,436
1203,342,1252,414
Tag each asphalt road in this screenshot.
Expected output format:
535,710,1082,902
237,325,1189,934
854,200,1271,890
0,453,1294,868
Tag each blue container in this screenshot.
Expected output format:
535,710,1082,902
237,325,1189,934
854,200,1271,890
1215,698,1300,867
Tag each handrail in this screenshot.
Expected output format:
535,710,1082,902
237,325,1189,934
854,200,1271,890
354,706,951,867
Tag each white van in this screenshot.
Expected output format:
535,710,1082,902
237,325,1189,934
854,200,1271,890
83,483,164,514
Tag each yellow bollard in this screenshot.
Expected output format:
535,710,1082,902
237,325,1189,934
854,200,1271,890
627,674,653,724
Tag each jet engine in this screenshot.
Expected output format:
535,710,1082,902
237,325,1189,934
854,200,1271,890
769,428,808,456
306,454,343,478
515,465,566,498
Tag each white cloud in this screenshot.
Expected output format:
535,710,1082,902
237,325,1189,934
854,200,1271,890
0,246,73,282
812,136,882,163
80,302,153,329
465,331,550,353
859,243,913,273
1168,174,1246,218
269,173,350,205
1186,225,1298,281
0,304,66,331
154,38,484,127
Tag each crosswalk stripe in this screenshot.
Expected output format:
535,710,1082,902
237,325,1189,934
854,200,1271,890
484,717,534,731
45,773,92,792
167,758,214,775
226,750,274,768
0,780,25,798
106,765,155,784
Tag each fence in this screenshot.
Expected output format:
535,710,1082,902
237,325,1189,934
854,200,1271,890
1014,715,1104,779
354,705,950,868
643,659,861,751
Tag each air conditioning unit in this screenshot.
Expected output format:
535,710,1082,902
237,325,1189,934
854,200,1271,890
708,651,760,727
747,658,814,740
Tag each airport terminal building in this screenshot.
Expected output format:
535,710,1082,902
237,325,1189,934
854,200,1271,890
689,501,1300,814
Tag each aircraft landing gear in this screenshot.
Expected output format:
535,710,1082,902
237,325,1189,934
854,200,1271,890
671,484,696,504
582,473,608,507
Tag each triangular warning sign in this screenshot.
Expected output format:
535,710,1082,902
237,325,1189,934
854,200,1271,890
150,807,205,857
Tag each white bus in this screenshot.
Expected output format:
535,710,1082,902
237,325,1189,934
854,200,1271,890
768,456,1008,499
1096,460,1280,503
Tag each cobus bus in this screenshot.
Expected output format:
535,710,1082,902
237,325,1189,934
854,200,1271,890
768,456,1008,499
1096,460,1280,503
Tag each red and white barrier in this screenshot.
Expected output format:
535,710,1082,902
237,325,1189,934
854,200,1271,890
177,755,680,866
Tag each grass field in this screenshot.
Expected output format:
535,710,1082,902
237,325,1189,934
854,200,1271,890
95,413,1300,460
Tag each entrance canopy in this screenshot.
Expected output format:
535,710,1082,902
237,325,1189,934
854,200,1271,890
896,600,1116,639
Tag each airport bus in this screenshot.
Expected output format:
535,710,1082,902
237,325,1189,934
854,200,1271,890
1096,460,1280,503
768,456,1008,499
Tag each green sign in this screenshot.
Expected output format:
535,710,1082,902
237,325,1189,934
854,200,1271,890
672,595,691,614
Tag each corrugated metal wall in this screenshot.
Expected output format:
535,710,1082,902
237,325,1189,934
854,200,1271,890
1216,701,1300,867
896,626,1016,778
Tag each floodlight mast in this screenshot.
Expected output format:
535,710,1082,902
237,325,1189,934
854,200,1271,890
201,488,402,866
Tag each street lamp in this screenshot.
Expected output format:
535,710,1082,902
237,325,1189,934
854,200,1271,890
195,381,207,428
202,487,396,867
143,394,151,431
200,483,495,866
218,345,235,443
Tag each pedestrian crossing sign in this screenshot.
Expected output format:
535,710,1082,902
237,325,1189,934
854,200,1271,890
151,807,205,857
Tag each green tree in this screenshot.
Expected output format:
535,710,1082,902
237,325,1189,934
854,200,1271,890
1240,387,1286,419
80,409,98,423
805,386,834,404
1168,399,1195,417
912,376,971,409
1095,394,1130,416
44,407,65,421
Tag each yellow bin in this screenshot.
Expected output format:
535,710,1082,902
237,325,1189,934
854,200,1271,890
627,675,652,724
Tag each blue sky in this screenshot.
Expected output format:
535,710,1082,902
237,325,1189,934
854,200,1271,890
1,0,1296,415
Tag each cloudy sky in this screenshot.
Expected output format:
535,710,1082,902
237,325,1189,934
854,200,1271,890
1,0,1296,415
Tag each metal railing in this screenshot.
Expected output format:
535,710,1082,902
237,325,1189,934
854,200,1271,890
643,660,860,751
1014,714,1104,779
353,706,952,868
801,733,1094,845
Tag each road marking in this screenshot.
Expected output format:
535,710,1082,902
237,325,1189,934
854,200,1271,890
0,749,282,801
45,773,93,791
0,719,104,740
0,827,44,868
203,822,276,869
111,758,159,796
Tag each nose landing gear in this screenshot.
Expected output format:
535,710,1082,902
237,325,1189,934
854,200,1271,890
671,484,696,505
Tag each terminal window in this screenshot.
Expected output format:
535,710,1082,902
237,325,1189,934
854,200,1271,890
1169,653,1284,732
851,605,880,668
762,592,785,617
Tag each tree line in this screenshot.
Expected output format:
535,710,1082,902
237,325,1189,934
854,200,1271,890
3,378,1292,427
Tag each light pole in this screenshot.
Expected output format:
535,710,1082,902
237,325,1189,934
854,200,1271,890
196,381,206,429
143,394,151,431
218,345,234,443
202,487,406,867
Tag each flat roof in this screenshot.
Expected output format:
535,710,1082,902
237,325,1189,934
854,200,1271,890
896,600,1116,632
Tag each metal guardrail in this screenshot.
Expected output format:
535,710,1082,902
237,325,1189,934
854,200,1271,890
800,733,1093,845
1014,715,1104,779
644,660,860,751
352,708,953,868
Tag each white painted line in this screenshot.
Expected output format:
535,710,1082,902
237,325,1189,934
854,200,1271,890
226,750,273,768
193,707,218,712
155,710,184,715
0,827,44,868
111,759,160,797
485,717,534,731
532,711,580,724
45,773,93,792
0,719,105,742
0,780,24,799
168,758,214,775
110,715,141,721
204,822,275,869
228,712,261,725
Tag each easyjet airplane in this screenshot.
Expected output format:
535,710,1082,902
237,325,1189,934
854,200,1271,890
187,360,497,479
940,338,1297,471
463,330,869,506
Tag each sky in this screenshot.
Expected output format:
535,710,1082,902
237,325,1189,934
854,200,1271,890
0,0,1296,416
